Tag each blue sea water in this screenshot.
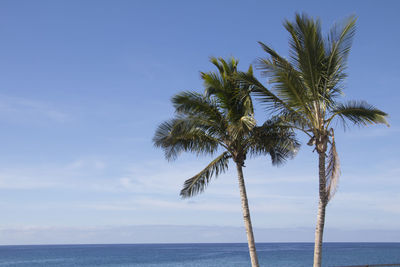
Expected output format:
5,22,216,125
0,243,399,267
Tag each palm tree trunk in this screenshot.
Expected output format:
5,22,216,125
313,151,328,267
236,162,260,267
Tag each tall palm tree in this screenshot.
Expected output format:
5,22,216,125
153,57,299,267
239,14,389,267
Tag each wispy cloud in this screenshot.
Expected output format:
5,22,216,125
82,197,311,215
1,224,399,245
0,155,399,230
0,158,108,190
0,94,70,124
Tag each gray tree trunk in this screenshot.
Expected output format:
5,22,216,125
236,162,260,267
313,151,328,267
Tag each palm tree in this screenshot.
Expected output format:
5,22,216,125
153,57,299,267
239,14,389,267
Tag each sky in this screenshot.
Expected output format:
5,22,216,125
0,0,399,244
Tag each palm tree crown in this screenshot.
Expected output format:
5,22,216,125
154,57,298,197
240,13,388,201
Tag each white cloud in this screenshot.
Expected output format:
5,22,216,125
0,155,399,230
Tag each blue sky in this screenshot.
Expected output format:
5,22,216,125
0,0,399,244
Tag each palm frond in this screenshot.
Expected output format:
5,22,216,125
278,109,313,134
153,118,220,161
203,57,250,125
246,118,300,165
221,57,237,76
327,15,356,68
256,42,319,126
325,137,340,201
236,70,289,114
323,16,357,104
172,91,218,116
284,13,326,101
202,71,226,97
180,152,231,198
261,58,312,114
328,101,389,127
172,91,228,133
209,56,225,74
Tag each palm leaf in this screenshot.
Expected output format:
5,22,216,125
325,137,340,201
323,16,357,105
202,71,226,97
153,118,220,161
236,70,289,114
327,15,356,68
172,91,221,119
172,91,228,135
246,118,299,165
284,13,326,100
256,42,319,125
328,101,389,127
180,152,231,198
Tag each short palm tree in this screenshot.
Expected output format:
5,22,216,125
153,57,299,267
239,14,389,267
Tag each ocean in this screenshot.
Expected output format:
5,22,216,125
0,243,399,267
